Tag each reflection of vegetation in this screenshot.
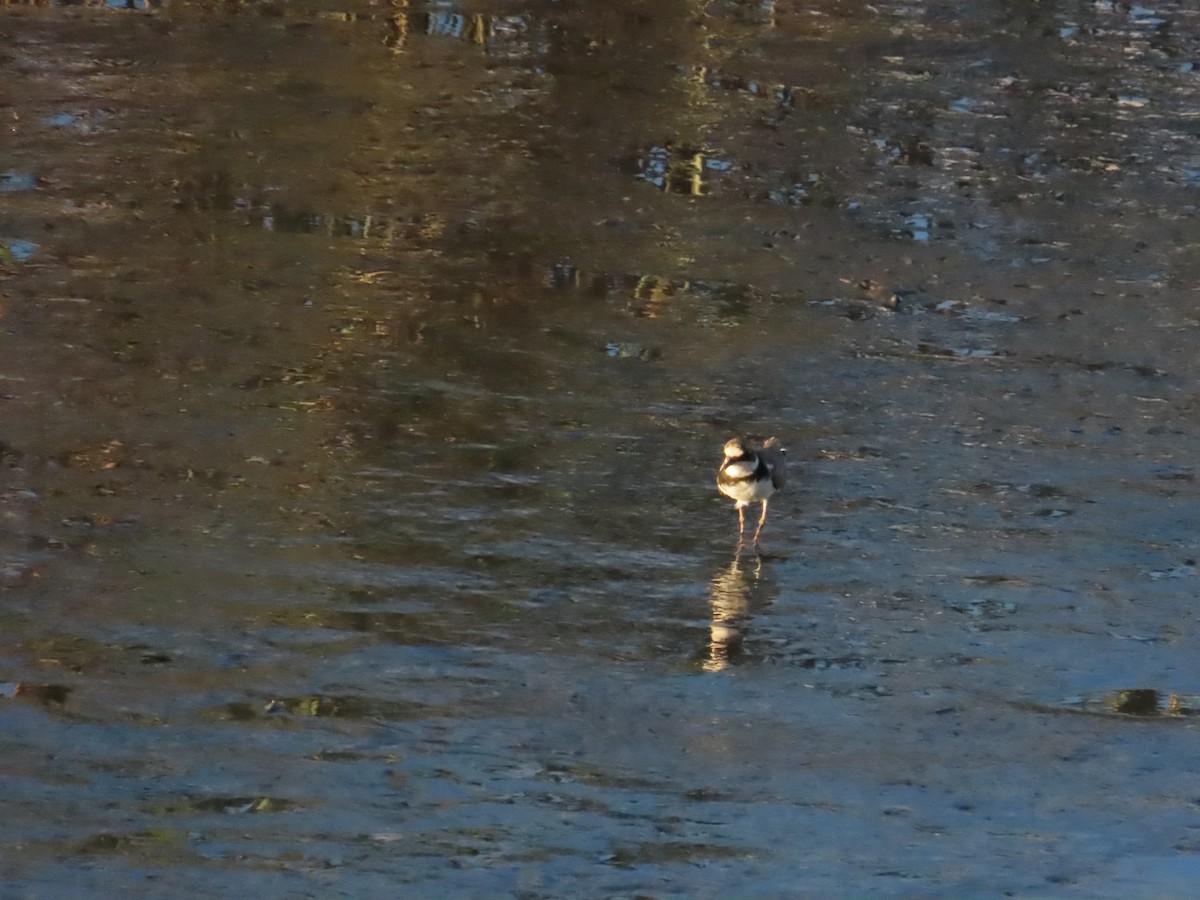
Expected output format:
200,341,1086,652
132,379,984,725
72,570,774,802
20,634,156,672
11,682,72,707
210,692,437,722
4,0,160,8
632,144,735,196
1110,689,1165,716
540,759,659,791
76,829,195,862
288,694,394,718
1030,690,1200,719
606,841,745,867
172,170,235,211
1099,689,1194,718
419,10,541,59
57,439,126,471
148,794,301,815
309,748,401,763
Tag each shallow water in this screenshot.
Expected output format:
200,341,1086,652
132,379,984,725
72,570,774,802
5,0,1200,896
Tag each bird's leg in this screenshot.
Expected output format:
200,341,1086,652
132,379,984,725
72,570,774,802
736,505,746,545
752,499,770,546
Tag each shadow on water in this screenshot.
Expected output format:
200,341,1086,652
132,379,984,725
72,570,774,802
5,0,1200,895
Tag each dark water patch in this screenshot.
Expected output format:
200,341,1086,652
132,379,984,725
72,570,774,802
295,608,493,647
1152,465,1194,481
464,539,694,578
275,558,500,596
0,682,73,708
279,564,715,662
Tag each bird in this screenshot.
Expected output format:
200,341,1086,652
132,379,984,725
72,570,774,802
717,436,787,548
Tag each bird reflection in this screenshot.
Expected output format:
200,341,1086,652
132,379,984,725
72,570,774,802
703,550,768,673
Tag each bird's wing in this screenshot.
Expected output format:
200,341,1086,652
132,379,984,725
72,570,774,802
761,441,787,490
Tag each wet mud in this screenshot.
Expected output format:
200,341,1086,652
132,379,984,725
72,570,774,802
4,1,1200,896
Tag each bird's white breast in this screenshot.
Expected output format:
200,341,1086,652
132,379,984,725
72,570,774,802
722,460,757,480
719,477,776,504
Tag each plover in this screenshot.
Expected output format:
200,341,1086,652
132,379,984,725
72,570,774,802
717,437,787,548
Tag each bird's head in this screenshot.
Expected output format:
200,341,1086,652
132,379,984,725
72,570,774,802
723,438,750,459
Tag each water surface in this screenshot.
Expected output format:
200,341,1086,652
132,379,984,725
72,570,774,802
4,1,1200,896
